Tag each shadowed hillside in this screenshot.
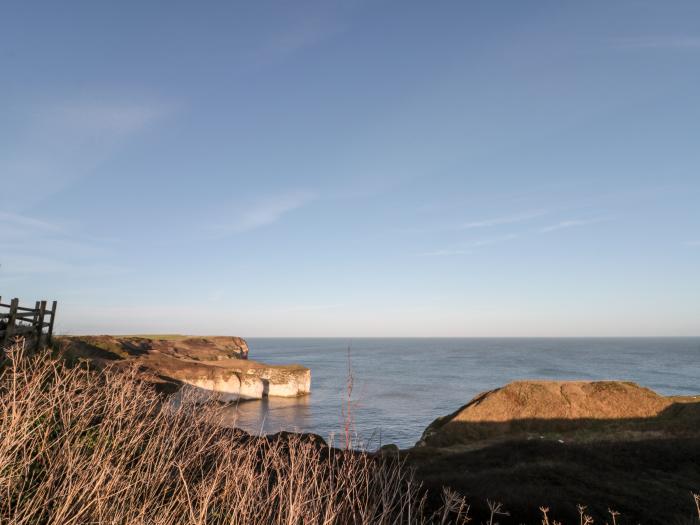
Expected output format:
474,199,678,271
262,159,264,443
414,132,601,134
408,381,700,525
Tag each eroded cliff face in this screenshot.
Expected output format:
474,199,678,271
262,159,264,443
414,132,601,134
62,335,310,401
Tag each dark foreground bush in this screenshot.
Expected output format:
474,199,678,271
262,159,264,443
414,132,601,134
0,342,469,525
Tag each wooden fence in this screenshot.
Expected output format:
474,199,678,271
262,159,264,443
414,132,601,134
0,297,57,350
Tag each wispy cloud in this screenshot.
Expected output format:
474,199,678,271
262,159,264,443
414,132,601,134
273,304,344,313
685,240,700,247
0,211,65,234
48,103,165,135
1,99,169,208
257,17,343,62
469,234,519,246
539,218,606,233
0,255,128,277
613,36,700,49
213,191,316,234
420,234,518,256
460,210,547,229
244,5,352,70
0,210,128,280
419,248,473,257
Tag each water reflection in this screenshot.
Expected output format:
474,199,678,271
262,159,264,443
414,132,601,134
219,395,313,435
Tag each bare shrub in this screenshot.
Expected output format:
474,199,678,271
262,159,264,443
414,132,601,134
607,508,620,525
0,340,471,525
486,500,509,525
577,504,593,525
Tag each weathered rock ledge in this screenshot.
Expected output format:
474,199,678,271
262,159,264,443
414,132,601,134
61,335,310,401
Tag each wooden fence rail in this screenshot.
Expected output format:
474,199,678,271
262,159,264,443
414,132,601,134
0,297,57,350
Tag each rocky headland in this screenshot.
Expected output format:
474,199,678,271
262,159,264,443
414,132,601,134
416,380,699,448
60,335,310,401
406,380,700,525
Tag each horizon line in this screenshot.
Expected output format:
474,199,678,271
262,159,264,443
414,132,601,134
65,333,700,339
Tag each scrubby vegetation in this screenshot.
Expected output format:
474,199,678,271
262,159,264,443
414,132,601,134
0,341,469,525
1,340,698,524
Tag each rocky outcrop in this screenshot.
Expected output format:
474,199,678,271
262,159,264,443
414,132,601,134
62,335,310,401
417,380,700,448
409,381,700,525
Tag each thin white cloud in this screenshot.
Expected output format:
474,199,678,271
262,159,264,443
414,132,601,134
685,240,700,247
48,103,165,135
613,36,700,49
274,304,344,313
1,99,169,208
539,218,605,233
419,248,473,257
0,210,128,280
214,191,316,234
0,211,65,234
250,9,347,66
460,210,547,229
419,234,518,256
260,18,342,61
469,234,518,247
0,255,129,277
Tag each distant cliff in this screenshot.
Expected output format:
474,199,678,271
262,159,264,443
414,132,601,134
61,335,310,400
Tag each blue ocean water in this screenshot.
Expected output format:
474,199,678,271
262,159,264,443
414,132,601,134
220,338,700,449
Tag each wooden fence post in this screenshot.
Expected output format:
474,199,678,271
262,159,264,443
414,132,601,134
33,300,40,326
35,301,47,351
5,298,19,345
48,301,57,345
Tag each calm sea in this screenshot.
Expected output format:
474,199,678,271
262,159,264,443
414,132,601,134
220,338,700,449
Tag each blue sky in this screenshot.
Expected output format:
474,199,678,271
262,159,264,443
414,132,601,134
1,1,698,336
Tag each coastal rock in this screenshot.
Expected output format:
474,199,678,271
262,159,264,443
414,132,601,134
62,335,310,401
417,380,698,447
409,381,700,525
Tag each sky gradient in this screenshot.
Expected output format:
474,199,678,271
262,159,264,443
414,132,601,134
1,1,699,336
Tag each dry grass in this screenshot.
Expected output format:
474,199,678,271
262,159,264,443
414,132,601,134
1,339,698,525
0,341,469,525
